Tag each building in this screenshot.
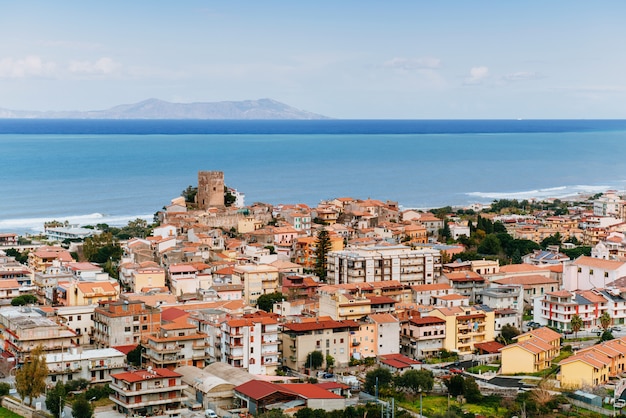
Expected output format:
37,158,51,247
198,171,225,209
93,300,161,347
426,306,496,355
562,256,626,291
559,337,626,388
232,264,279,307
109,368,188,418
327,245,442,286
492,274,559,305
349,313,399,359
439,271,486,303
500,327,561,374
220,313,280,375
534,289,610,331
45,347,126,386
281,319,359,371
400,315,446,359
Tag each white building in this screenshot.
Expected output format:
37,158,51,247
562,256,626,291
46,347,126,386
593,191,623,217
327,245,442,286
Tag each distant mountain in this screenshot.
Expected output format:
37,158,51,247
0,98,330,120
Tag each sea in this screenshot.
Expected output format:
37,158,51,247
2,119,626,235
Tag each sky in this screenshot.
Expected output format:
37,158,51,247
1,1,625,119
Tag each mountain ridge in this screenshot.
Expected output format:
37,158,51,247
0,98,330,120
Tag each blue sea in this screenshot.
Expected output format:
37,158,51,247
2,119,626,235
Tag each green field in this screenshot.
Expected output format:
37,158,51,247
0,407,25,418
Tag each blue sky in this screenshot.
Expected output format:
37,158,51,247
1,1,624,119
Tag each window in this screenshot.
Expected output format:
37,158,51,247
605,272,609,278
590,269,594,275
77,315,81,320
124,327,131,332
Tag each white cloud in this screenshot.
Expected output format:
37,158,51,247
383,57,441,70
503,71,541,81
464,66,489,85
0,56,56,78
68,57,121,75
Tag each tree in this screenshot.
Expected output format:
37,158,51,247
256,292,284,312
127,344,143,367
224,186,237,207
181,185,197,203
463,377,482,403
314,229,332,281
498,324,521,345
46,381,66,418
15,345,48,406
477,234,501,255
600,330,615,342
11,294,38,306
325,354,335,371
71,396,94,418
570,314,583,340
363,367,393,395
600,311,612,331
82,232,122,264
306,351,324,371
445,374,465,397
540,233,562,249
394,369,434,393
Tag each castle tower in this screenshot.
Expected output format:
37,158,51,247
197,171,225,209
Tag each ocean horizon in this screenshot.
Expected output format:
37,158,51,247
2,119,626,235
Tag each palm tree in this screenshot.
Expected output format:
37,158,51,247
600,311,612,331
570,314,583,340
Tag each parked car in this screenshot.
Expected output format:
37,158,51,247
615,399,626,409
449,368,463,374
612,326,622,332
205,409,218,418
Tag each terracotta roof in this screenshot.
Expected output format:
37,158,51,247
161,307,189,322
0,279,20,289
368,313,399,323
574,256,626,270
111,344,138,355
444,271,485,282
315,382,350,390
517,326,561,343
474,341,505,353
234,380,296,400
411,283,453,292
111,368,180,383
282,319,358,332
560,351,611,369
278,383,343,399
409,317,446,326
493,274,558,288
499,264,545,273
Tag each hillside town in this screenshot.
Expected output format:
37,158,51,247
3,172,626,418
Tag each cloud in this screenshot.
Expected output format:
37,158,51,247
383,57,441,70
464,66,489,85
68,57,121,75
0,56,56,78
502,71,541,81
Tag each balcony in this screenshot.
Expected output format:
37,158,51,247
89,362,123,371
149,345,180,354
49,366,82,375
110,383,187,396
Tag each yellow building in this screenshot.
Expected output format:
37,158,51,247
318,291,372,321
500,327,561,374
559,337,626,388
560,352,611,388
132,264,166,292
426,306,495,355
57,280,120,306
232,264,279,307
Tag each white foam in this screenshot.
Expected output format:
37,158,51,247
0,213,154,235
466,184,613,201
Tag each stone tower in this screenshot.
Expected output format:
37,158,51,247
197,171,225,209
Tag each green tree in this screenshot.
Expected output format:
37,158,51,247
325,354,335,370
600,311,612,331
71,396,94,418
46,381,66,418
82,232,122,264
224,186,237,207
463,377,482,403
363,367,393,395
314,229,332,281
570,314,583,340
15,345,48,406
256,292,284,312
306,351,324,371
127,344,143,367
540,233,562,249
477,234,501,255
445,374,465,397
498,324,521,345
394,369,434,393
600,330,615,342
11,294,38,306
181,185,197,204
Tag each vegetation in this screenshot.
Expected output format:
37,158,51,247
15,345,48,406
394,369,434,393
71,396,93,418
570,314,583,339
600,311,612,331
314,229,332,281
363,367,393,395
10,294,38,306
497,324,521,345
3,248,29,264
45,382,66,418
325,354,334,370
256,292,284,312
305,351,324,371
82,232,122,264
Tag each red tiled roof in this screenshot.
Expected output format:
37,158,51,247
234,380,296,400
474,341,505,354
278,384,343,399
282,319,359,332
111,368,180,382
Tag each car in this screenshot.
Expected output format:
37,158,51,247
562,329,573,335
449,368,463,374
612,327,622,332
615,399,626,409
205,409,218,418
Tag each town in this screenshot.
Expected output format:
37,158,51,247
1,171,626,418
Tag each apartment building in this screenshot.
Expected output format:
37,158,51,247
46,347,126,386
500,327,561,374
426,306,495,355
559,337,626,388
28,246,73,273
232,264,279,307
281,318,359,371
349,313,399,359
93,300,161,347
439,271,486,303
562,256,626,291
220,313,280,375
109,368,187,418
400,315,446,359
326,245,441,286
